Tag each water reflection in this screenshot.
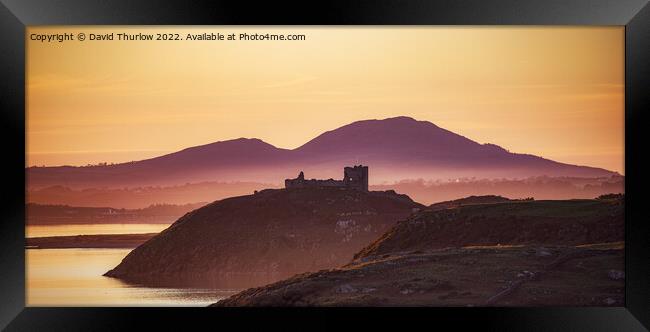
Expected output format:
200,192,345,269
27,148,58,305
27,248,238,306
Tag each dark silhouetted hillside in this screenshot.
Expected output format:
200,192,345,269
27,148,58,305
104,187,423,288
213,196,624,307
355,197,623,260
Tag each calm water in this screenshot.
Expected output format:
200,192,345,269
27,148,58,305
27,223,171,238
27,248,239,306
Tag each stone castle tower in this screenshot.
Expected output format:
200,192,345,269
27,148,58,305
342,165,369,191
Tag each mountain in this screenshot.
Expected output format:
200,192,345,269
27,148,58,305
290,116,617,181
295,116,495,162
104,187,423,288
27,138,292,188
27,116,618,189
213,195,624,307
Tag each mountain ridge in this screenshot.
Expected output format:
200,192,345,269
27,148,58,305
27,116,618,189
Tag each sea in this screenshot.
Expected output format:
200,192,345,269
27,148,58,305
26,224,239,306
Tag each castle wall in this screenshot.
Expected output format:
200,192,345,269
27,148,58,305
285,165,369,192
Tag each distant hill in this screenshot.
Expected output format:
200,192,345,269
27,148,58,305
27,176,623,208
104,187,423,288
27,182,269,209
26,202,206,225
27,116,618,189
373,176,623,206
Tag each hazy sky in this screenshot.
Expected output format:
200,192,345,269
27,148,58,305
27,26,624,173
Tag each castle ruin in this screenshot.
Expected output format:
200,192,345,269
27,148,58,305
285,165,369,192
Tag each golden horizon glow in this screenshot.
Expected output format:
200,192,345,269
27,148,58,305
27,26,624,174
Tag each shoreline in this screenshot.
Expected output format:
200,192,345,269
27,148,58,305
26,233,157,249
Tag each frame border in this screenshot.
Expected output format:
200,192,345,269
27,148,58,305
1,0,648,330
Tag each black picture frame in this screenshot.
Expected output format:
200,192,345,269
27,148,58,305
1,0,648,330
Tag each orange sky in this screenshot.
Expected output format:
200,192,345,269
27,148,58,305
27,26,624,173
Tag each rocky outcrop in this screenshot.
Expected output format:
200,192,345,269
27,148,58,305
104,187,423,288
212,196,624,306
213,245,624,307
355,197,623,260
